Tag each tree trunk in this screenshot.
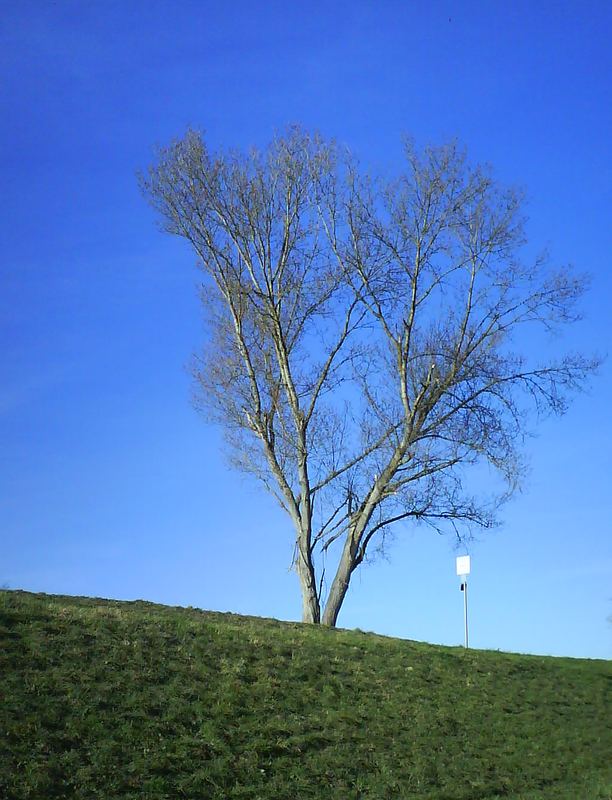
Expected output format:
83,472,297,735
321,533,357,626
296,542,320,623
300,586,320,623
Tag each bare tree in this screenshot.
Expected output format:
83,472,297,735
141,128,596,626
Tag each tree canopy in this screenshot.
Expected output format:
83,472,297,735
141,128,596,626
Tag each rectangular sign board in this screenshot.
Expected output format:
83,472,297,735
456,555,471,576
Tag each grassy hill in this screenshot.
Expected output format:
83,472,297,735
1,590,610,799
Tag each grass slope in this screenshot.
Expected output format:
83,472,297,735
1,590,610,800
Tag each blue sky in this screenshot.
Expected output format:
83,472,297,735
1,0,611,659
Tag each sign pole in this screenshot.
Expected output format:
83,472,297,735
456,555,471,649
463,578,469,649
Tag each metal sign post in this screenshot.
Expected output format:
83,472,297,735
456,555,471,648
462,579,469,649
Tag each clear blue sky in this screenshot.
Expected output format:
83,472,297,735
1,0,611,659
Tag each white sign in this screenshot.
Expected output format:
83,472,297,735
456,555,471,577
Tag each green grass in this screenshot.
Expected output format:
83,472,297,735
1,590,610,799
